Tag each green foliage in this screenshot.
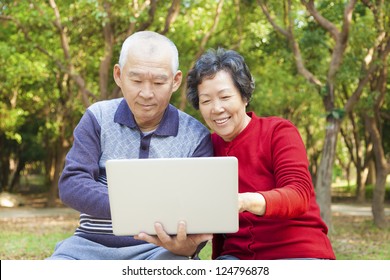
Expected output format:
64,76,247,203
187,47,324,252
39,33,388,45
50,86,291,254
328,108,346,120
0,0,389,193
0,106,27,143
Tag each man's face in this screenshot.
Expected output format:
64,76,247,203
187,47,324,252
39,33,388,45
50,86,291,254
114,45,182,132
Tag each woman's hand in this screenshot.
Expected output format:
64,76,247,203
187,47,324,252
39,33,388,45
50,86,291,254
134,221,213,257
238,192,266,216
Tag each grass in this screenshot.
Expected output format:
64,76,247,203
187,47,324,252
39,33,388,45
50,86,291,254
330,215,390,260
1,186,390,260
0,215,78,260
1,212,389,260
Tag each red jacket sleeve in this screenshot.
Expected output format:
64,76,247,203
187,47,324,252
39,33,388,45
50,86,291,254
259,120,312,218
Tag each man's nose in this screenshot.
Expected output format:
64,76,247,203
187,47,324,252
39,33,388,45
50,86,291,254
139,83,154,98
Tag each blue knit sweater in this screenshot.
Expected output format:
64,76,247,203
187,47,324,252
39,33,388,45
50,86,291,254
58,98,213,247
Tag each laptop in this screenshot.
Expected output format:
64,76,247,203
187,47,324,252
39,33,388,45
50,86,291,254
106,157,238,235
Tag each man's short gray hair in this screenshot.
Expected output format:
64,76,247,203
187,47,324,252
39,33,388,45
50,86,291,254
118,31,179,73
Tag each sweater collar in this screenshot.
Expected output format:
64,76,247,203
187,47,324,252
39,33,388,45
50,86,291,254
114,98,179,136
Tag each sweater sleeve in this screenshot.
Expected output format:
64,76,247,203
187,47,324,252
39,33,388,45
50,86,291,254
192,133,214,157
58,109,111,219
259,120,312,218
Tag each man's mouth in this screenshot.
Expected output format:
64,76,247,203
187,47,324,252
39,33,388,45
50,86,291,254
139,103,154,108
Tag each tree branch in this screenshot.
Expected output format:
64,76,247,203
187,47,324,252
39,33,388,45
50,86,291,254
257,0,289,37
301,0,356,83
138,0,157,31
49,0,71,62
99,1,114,100
258,0,322,87
300,0,340,40
49,0,94,107
0,15,13,21
230,0,243,49
124,0,154,38
179,0,225,110
161,0,181,35
327,0,357,81
344,34,390,114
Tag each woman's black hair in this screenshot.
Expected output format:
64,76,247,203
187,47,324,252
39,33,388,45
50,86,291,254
186,48,255,110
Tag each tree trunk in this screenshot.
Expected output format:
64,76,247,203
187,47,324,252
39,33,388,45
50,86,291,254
315,117,340,232
355,164,366,203
46,137,67,207
8,159,26,193
0,133,10,191
366,159,376,185
364,114,389,228
0,157,10,192
372,171,387,228
365,37,390,227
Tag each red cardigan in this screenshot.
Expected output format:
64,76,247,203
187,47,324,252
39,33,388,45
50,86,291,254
211,112,335,260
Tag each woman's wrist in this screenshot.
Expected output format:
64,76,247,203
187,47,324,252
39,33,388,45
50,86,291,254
239,192,266,216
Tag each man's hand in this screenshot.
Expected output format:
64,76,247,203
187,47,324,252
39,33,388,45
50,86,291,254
134,221,212,257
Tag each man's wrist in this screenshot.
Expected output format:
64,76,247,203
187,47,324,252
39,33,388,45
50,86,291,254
186,240,209,260
187,251,198,260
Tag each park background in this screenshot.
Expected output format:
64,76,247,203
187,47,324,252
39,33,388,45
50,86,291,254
0,0,389,259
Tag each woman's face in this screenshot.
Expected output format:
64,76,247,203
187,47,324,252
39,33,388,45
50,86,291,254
198,70,250,142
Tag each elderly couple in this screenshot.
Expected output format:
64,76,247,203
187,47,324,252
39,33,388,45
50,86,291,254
47,31,335,260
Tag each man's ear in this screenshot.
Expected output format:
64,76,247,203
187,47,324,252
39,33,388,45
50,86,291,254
113,64,122,88
172,70,183,92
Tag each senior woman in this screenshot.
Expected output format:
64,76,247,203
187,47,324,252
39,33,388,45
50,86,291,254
186,48,335,260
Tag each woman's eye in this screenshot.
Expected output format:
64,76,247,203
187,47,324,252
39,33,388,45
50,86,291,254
200,100,210,104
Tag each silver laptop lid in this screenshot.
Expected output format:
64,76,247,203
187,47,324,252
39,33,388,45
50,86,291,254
106,157,238,235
